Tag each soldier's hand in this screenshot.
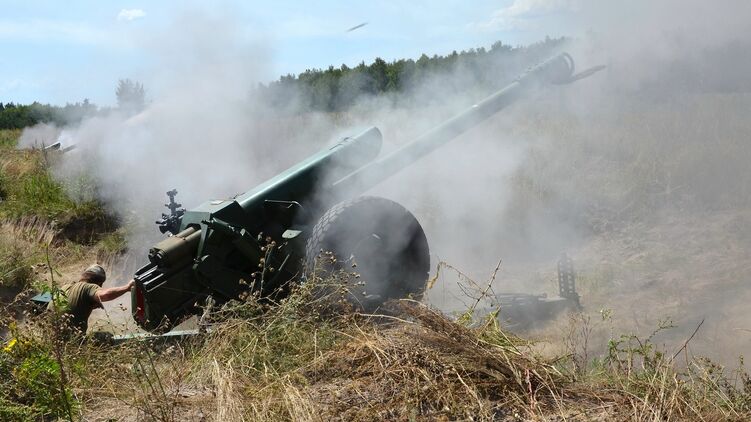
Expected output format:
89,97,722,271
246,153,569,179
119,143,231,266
127,279,136,289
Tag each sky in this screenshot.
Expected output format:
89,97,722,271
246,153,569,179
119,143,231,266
0,0,581,106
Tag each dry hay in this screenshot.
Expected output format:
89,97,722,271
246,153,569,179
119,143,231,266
302,301,567,421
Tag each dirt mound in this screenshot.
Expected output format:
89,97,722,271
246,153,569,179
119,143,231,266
53,211,118,245
304,302,566,420
3,211,118,246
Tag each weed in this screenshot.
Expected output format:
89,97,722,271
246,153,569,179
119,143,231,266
16,171,75,218
0,238,35,289
0,325,79,420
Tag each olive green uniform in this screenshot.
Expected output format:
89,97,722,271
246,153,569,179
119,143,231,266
47,281,102,334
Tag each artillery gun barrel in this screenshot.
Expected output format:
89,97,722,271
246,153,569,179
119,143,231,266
236,126,383,217
332,53,576,194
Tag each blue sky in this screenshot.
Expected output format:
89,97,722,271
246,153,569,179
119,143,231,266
0,0,578,105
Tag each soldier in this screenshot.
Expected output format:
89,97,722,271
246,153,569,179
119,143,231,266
48,264,134,335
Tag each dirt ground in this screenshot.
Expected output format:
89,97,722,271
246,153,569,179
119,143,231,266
500,207,751,366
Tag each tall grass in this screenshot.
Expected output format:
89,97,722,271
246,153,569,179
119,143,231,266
13,171,75,218
0,238,35,289
0,129,20,149
0,130,107,224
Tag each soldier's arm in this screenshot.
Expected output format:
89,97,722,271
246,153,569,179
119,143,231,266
95,280,136,302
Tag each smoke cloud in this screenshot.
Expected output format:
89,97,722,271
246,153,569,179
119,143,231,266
19,1,751,364
442,0,751,364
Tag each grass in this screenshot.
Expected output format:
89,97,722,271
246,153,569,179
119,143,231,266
0,128,116,295
0,151,87,220
2,285,751,421
0,129,87,219
11,171,76,218
0,129,21,149
0,238,36,289
96,230,128,256
0,129,114,246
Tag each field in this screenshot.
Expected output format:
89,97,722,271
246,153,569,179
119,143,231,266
1,89,751,421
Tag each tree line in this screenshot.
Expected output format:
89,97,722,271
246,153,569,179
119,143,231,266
0,39,567,129
0,79,145,130
0,100,97,130
256,37,567,112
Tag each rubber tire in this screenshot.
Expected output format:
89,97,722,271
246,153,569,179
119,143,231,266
304,196,430,311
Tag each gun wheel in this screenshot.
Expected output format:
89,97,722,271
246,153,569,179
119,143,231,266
305,196,430,311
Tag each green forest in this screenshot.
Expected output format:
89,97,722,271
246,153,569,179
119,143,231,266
0,37,566,129
0,100,96,130
256,37,566,112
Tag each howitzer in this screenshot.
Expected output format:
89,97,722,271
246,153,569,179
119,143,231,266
132,53,603,332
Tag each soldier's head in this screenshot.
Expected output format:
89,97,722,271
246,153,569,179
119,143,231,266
81,264,106,286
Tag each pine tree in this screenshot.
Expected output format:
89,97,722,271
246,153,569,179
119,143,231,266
116,79,145,113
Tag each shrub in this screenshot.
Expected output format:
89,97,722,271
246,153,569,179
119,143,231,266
0,333,78,420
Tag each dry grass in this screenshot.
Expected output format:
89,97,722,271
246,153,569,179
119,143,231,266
4,279,751,421
302,301,564,421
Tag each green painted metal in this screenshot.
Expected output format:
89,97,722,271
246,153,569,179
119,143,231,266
132,53,598,332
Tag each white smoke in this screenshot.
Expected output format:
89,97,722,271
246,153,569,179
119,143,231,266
34,12,349,258
17,1,751,363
